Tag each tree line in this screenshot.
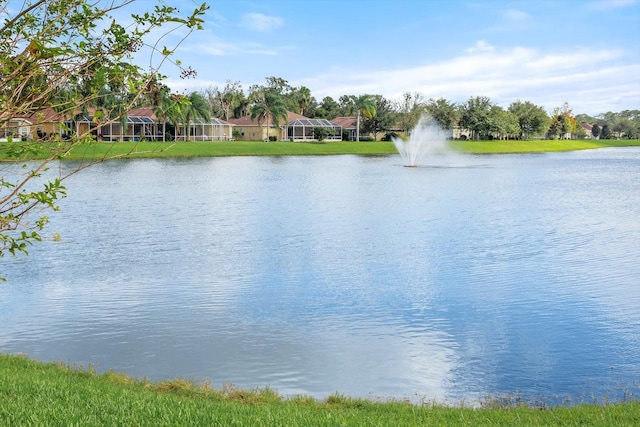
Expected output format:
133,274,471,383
193,77,640,141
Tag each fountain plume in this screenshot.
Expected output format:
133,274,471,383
392,115,450,167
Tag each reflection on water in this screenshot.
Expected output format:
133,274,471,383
1,148,639,403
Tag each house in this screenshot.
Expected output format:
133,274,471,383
130,106,235,142
228,111,342,141
71,108,157,142
0,114,33,141
287,117,341,141
0,107,67,141
227,113,275,141
174,117,235,141
581,122,594,139
331,116,356,141
1,104,238,142
452,126,471,140
330,115,408,141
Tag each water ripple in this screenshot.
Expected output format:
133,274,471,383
1,150,639,403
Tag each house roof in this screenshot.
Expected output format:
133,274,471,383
286,111,307,122
228,111,308,126
128,107,157,120
75,114,155,124
289,118,340,128
331,116,356,129
581,122,593,131
182,117,234,126
0,115,32,125
227,115,259,126
1,107,65,124
28,107,64,122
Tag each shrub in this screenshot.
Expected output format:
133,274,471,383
312,127,337,142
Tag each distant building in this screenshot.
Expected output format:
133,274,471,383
1,107,234,142
228,111,342,142
580,122,595,139
331,116,357,141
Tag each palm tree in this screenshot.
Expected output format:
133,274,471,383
250,90,287,141
354,95,376,142
149,83,176,141
297,86,311,116
180,92,210,141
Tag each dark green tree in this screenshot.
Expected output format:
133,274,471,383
611,116,637,139
361,95,395,141
354,95,376,141
548,114,571,139
508,100,550,139
249,88,287,141
459,96,493,140
315,96,341,119
425,98,458,130
312,126,336,142
394,92,426,133
179,92,211,140
337,95,377,141
488,106,520,139
294,86,312,116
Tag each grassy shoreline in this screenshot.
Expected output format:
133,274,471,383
1,139,638,161
1,354,639,426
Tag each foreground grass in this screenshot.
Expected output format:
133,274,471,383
1,354,639,426
1,139,638,162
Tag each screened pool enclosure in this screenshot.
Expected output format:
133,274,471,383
72,115,160,141
71,116,234,142
287,118,342,141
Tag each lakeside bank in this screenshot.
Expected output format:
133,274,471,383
1,354,639,426
1,139,639,161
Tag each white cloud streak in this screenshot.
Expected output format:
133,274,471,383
588,0,639,10
240,13,284,31
505,9,529,21
300,43,639,115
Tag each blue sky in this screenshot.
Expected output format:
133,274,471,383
153,0,639,116
6,0,639,116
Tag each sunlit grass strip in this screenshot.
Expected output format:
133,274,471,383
0,140,399,161
450,139,640,154
65,140,399,159
1,139,638,162
1,354,639,426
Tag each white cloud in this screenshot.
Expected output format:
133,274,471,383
505,9,529,21
465,40,495,53
179,31,241,56
301,45,639,115
179,28,294,58
194,40,278,57
240,13,284,31
588,0,638,10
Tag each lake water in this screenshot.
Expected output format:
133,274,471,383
1,148,639,405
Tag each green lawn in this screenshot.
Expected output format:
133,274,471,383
1,354,639,426
449,138,640,154
1,139,638,161
0,140,399,161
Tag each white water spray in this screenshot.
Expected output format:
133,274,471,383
392,115,450,167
